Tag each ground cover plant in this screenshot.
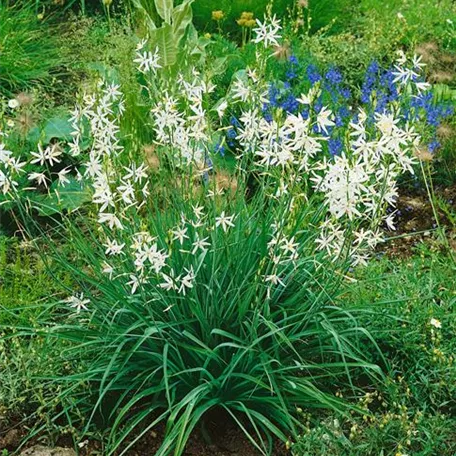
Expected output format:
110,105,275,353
0,0,455,455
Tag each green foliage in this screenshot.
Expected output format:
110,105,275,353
131,0,196,69
292,247,456,455
0,2,63,98
21,184,381,455
30,177,92,216
1,0,456,453
360,0,456,50
0,237,72,325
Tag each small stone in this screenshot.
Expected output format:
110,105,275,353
20,445,76,456
2,428,20,447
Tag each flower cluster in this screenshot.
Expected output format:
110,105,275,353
150,70,216,169
217,32,453,264
70,80,150,231
5,16,449,298
0,103,80,208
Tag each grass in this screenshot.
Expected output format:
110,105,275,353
0,236,72,326
0,2,63,98
11,182,385,455
292,242,456,455
2,234,455,454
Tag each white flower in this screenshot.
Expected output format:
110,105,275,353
178,266,196,295
264,273,285,287
191,236,210,254
117,180,136,205
136,38,147,50
232,79,251,102
215,211,235,232
316,107,335,134
159,270,178,291
30,144,62,166
430,318,442,329
253,15,282,48
28,172,49,188
171,226,189,245
215,100,228,119
30,144,48,166
102,262,114,279
134,47,161,74
0,170,12,194
104,238,125,255
415,81,431,93
65,293,90,313
57,167,71,186
127,274,141,294
98,212,124,230
280,236,299,255
0,144,13,163
103,83,122,100
8,99,19,109
297,87,319,105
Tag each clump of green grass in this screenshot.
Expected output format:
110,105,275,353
18,184,383,455
0,2,63,98
0,236,72,326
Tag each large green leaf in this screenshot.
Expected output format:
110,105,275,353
155,0,173,23
27,115,73,145
131,0,157,30
172,0,194,46
30,177,92,216
41,116,74,143
149,23,177,67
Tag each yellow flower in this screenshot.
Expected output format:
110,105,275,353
204,33,212,39
241,12,254,20
212,10,224,21
430,318,442,329
237,12,255,27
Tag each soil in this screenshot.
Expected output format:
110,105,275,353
379,184,456,257
0,411,288,456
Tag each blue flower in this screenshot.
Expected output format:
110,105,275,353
289,55,298,65
307,64,321,85
229,116,240,128
301,108,310,120
340,87,351,99
215,143,225,156
325,66,343,85
227,128,237,139
281,94,299,113
328,138,343,156
285,69,297,81
428,140,440,153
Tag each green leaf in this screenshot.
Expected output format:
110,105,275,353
210,56,228,76
30,177,92,216
131,0,157,30
42,116,74,143
27,115,73,145
155,0,173,23
85,63,121,85
149,23,177,67
172,0,194,46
